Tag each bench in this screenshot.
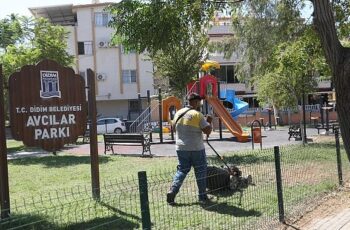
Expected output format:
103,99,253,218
288,125,301,140
103,133,152,156
76,129,90,144
315,122,339,134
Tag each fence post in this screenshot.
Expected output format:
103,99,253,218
87,69,100,200
0,64,10,218
138,171,151,230
274,146,285,223
158,88,163,143
335,128,343,186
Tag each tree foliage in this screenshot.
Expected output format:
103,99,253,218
0,16,74,81
332,0,350,40
107,0,215,55
257,27,329,109
152,33,207,97
228,1,306,80
0,14,24,51
107,0,218,95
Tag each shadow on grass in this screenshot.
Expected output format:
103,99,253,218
0,213,58,230
208,189,244,198
8,155,111,168
170,202,198,207
99,202,141,221
7,145,41,153
66,215,139,230
7,145,25,153
0,212,139,230
65,201,141,230
202,201,261,217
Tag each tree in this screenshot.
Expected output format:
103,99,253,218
107,0,215,96
0,16,74,81
0,14,24,52
0,16,74,119
228,1,306,81
257,28,328,109
107,0,214,55
311,0,350,158
152,33,207,96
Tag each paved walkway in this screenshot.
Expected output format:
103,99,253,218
282,211,350,230
8,126,320,159
60,126,320,157
306,209,350,230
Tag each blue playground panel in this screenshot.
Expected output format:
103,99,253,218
220,89,249,119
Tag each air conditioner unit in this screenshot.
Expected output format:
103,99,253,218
96,73,107,81
98,41,108,48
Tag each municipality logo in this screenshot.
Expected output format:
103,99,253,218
40,71,61,98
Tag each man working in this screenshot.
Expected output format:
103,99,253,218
167,93,212,205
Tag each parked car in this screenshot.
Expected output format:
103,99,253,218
95,117,126,134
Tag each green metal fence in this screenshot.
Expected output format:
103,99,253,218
0,140,347,229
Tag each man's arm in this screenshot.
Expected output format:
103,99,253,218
202,125,212,135
201,115,212,135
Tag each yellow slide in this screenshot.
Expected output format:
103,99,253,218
206,96,249,142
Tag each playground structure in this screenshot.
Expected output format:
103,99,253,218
187,74,250,142
128,59,251,143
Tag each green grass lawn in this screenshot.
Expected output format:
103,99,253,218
2,139,347,229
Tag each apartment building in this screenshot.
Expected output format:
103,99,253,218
29,2,154,120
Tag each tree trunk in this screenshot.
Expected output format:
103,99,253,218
312,0,350,159
272,105,283,126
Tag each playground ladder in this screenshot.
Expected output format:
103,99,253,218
129,103,159,134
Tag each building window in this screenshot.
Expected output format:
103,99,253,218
217,65,239,83
122,70,137,83
95,12,110,26
78,41,93,55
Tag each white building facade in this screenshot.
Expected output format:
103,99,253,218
30,2,154,120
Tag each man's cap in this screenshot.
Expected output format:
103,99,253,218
187,93,202,101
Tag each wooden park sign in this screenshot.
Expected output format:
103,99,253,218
9,59,87,151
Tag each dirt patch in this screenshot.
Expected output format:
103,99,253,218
310,135,337,143
278,183,350,229
282,163,336,187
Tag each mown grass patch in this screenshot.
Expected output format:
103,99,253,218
2,141,345,229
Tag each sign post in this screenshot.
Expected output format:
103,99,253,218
0,65,10,218
87,69,100,200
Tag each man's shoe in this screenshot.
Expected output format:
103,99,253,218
166,191,176,205
198,195,214,205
